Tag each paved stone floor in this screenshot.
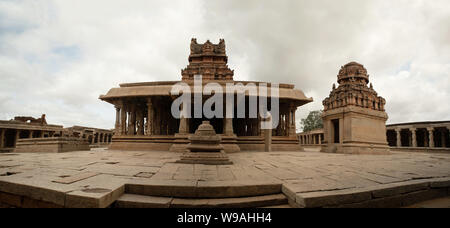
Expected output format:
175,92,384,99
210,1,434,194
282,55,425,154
0,148,449,207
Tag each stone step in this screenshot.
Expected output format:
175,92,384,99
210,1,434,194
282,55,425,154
260,204,293,208
125,180,282,198
114,193,288,208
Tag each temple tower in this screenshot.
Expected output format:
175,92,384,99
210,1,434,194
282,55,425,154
321,62,390,154
181,38,234,81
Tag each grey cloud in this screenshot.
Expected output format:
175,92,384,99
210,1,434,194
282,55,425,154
0,0,448,130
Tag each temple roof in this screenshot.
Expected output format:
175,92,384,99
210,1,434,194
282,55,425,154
337,61,369,85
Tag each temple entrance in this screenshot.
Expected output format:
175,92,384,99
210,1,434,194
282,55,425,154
332,119,340,143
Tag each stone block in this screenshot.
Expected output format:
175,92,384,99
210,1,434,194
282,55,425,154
401,189,448,207
0,191,22,207
429,178,450,188
371,180,430,198
296,188,372,208
115,194,172,208
22,197,63,208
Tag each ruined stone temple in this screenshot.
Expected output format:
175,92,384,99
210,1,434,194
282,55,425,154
0,114,64,152
321,62,390,154
0,114,114,153
99,39,312,152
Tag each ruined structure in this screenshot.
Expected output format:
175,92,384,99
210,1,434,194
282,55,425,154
14,137,90,153
99,39,312,152
0,114,64,152
298,129,324,146
321,62,390,154
386,121,450,153
65,126,113,147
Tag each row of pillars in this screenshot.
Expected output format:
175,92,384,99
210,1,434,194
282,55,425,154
0,128,55,149
299,133,323,145
88,132,112,145
114,98,297,137
393,126,449,148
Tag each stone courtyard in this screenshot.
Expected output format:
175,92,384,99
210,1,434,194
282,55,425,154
0,148,449,208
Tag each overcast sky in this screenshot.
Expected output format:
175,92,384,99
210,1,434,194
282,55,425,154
0,0,449,131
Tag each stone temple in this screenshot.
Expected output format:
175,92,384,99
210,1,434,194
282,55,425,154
99,39,312,152
321,62,390,154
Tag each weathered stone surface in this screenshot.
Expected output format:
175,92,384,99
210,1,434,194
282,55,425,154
52,172,99,184
296,188,372,208
0,191,22,207
115,194,172,208
0,148,449,208
370,180,430,198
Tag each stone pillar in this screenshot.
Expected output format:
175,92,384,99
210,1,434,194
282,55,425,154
128,104,136,135
120,103,127,135
427,127,434,148
146,98,153,135
15,130,20,146
288,105,297,137
0,129,4,148
136,109,144,136
29,130,33,138
440,128,446,148
178,103,189,135
410,128,417,147
264,114,272,152
223,102,234,136
395,128,401,147
115,105,121,136
319,134,322,145
446,127,450,148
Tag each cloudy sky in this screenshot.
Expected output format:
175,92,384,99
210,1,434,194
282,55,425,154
0,0,449,131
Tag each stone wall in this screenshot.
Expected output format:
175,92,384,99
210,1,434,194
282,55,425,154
14,137,90,153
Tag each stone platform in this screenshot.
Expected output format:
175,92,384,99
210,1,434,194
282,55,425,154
0,148,449,208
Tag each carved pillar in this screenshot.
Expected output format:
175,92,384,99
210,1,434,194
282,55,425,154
178,103,189,135
0,129,4,148
128,103,136,136
319,134,322,145
410,128,417,147
136,108,144,136
120,103,127,135
115,105,121,135
146,98,153,135
427,127,434,148
447,127,450,148
440,128,446,148
29,130,33,138
223,102,234,136
395,128,401,147
288,105,297,137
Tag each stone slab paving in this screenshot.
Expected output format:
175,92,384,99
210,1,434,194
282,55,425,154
0,148,449,207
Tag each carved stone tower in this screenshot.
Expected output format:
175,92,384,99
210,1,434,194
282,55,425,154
181,38,234,80
321,62,390,154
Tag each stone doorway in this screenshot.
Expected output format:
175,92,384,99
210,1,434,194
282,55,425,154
332,119,340,143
